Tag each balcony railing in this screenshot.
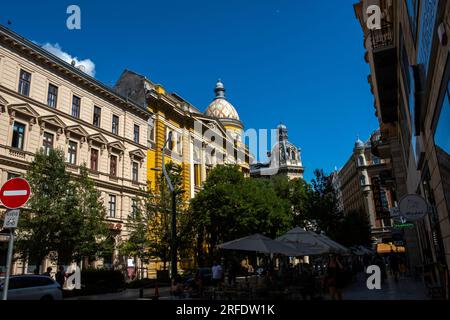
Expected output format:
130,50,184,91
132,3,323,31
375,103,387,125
370,23,394,50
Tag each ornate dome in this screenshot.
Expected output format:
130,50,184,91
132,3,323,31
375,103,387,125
205,80,240,121
355,137,365,149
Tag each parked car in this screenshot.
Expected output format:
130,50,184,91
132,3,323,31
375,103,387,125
0,275,63,300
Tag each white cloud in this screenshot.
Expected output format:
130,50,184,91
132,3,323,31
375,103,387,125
41,43,96,77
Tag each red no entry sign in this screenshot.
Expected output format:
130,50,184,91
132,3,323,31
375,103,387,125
0,178,31,209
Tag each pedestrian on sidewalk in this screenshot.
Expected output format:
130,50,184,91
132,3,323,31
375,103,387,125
42,267,53,278
325,254,344,300
212,261,223,287
389,250,400,283
55,266,66,288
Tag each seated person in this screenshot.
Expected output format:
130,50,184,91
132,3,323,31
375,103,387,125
171,275,184,298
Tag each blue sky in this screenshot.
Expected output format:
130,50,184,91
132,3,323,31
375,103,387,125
1,0,379,181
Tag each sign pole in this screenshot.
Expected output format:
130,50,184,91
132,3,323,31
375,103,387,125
1,177,30,300
2,229,15,300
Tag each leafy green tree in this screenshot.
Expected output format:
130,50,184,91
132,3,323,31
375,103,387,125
71,165,111,265
288,178,313,228
17,149,76,270
17,149,114,270
309,169,342,236
118,195,152,278
191,165,292,266
119,162,192,275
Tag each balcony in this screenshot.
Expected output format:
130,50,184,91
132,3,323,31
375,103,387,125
369,23,398,123
370,130,390,158
370,23,394,50
8,148,27,160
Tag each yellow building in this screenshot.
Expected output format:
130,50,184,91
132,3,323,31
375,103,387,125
114,71,250,276
115,71,250,199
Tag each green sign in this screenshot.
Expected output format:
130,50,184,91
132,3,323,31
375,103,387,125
393,223,415,229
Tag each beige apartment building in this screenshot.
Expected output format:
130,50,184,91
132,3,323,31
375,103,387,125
354,0,450,298
0,25,150,274
336,131,396,247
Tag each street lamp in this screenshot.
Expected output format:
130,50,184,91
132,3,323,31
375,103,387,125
161,131,178,279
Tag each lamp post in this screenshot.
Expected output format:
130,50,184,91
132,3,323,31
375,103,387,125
161,131,178,279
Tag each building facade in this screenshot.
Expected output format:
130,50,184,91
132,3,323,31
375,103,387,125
0,25,150,274
115,72,251,276
354,0,450,297
250,124,304,180
337,131,396,247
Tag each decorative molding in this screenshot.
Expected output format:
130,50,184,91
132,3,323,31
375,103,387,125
0,85,149,150
65,125,89,145
129,149,146,165
7,103,39,127
38,114,66,136
88,133,108,150
107,141,126,158
0,94,8,113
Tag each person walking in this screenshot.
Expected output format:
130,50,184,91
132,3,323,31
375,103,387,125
42,267,52,278
55,266,66,289
389,250,400,283
212,261,223,287
325,254,344,300
227,261,238,287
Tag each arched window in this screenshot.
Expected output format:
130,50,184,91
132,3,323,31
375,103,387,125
360,175,366,186
358,155,365,166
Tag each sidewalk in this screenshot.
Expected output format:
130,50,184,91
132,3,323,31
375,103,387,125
340,273,430,300
65,287,172,300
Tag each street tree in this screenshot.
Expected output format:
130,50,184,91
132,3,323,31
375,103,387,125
17,149,112,270
190,165,292,265
16,148,75,270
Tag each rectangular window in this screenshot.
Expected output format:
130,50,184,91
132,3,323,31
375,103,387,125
11,122,26,149
132,162,139,182
417,0,439,78
167,129,174,151
148,118,155,142
434,81,450,215
405,0,419,40
93,106,101,127
68,141,77,165
112,115,119,135
176,133,182,154
47,84,58,108
90,149,99,171
72,95,81,118
7,172,21,181
43,132,54,156
194,164,201,187
131,199,138,219
110,155,117,177
134,125,140,144
109,195,116,218
18,70,31,96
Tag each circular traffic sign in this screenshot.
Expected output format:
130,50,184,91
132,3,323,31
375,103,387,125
399,194,429,222
0,178,31,209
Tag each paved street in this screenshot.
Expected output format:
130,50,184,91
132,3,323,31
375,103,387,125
66,273,430,300
65,287,172,300
341,273,429,300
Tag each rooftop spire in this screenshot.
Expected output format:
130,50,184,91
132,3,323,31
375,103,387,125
214,79,225,99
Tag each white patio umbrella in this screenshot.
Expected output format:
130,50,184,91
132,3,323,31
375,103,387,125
276,227,334,254
314,233,350,254
217,234,300,256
